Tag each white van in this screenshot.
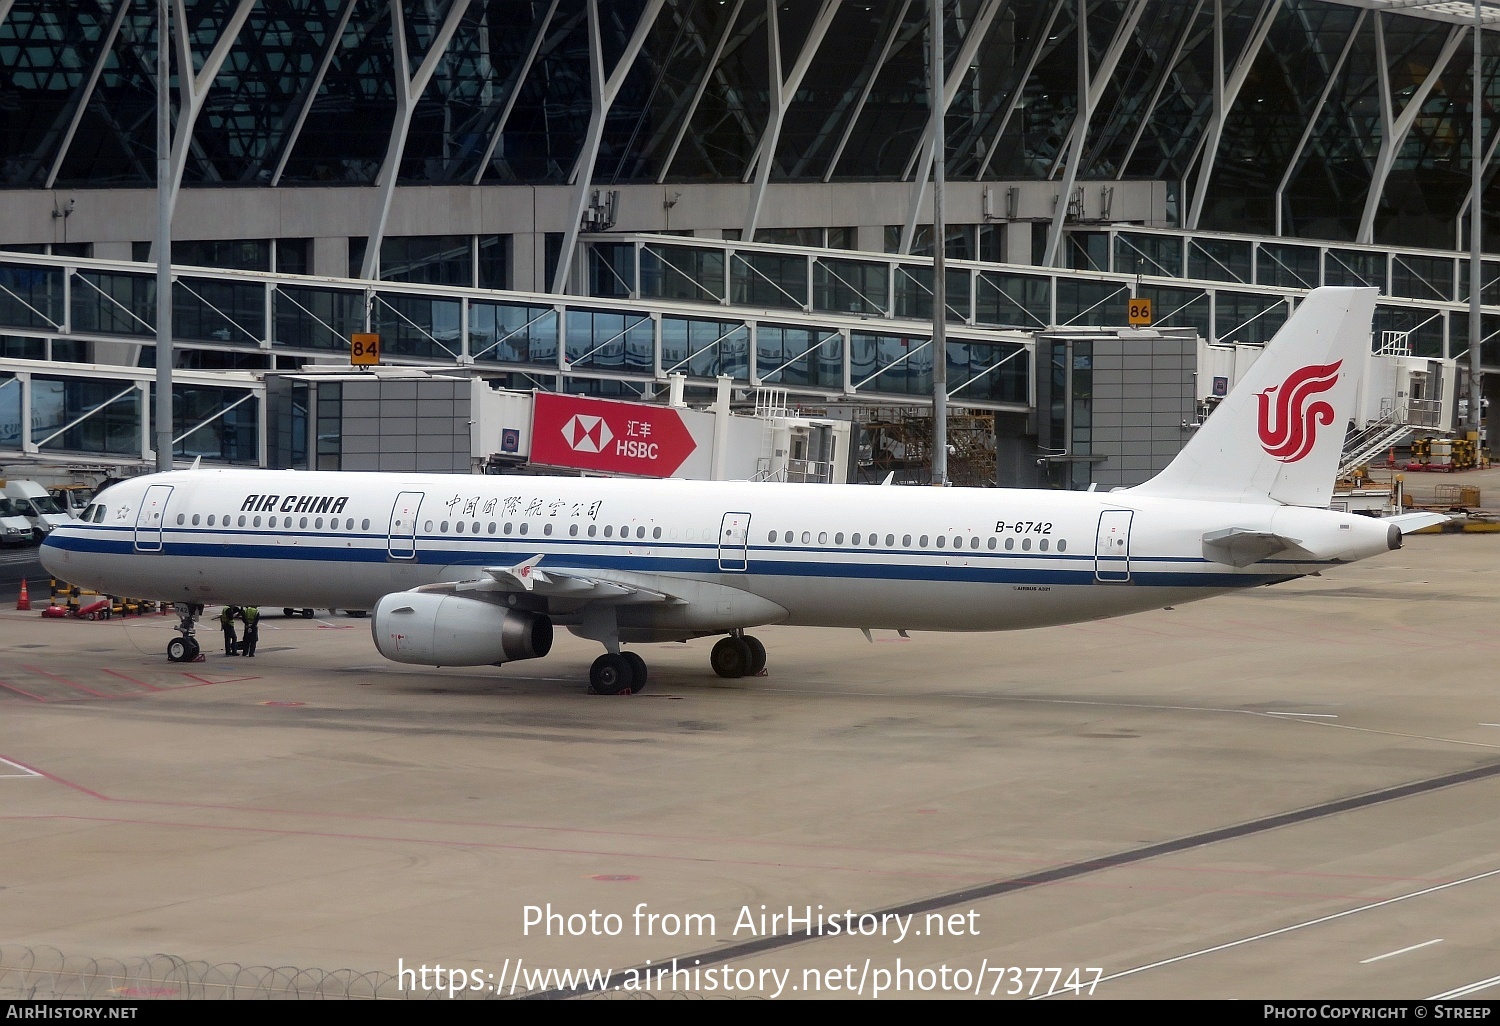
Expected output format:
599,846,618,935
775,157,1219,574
3,480,75,540
0,495,33,546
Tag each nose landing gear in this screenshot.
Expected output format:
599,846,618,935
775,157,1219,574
166,603,203,662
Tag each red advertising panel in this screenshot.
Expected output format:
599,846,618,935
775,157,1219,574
530,392,699,477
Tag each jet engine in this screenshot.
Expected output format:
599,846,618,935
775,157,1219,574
371,592,553,666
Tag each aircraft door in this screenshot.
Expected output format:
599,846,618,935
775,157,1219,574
387,491,424,559
133,484,173,552
718,511,751,571
1094,510,1134,582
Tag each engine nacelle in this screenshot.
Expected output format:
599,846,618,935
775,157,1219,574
371,592,553,666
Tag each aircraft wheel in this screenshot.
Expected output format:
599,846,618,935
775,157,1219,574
167,637,190,662
590,653,636,696
283,608,293,617
710,636,752,679
622,652,648,694
185,637,200,660
301,608,315,619
743,636,767,676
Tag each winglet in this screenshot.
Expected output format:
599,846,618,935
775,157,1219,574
489,554,547,591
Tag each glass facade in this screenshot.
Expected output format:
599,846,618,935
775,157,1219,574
6,1,1497,252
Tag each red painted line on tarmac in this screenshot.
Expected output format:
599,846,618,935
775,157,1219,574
21,665,114,699
0,680,51,702
100,668,161,691
181,673,261,686
0,755,111,800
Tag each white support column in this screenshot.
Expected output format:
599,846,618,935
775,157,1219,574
469,0,559,186
974,2,1065,182
43,0,133,189
1042,0,1090,268
658,0,746,184
1113,0,1204,182
360,0,475,280
1044,0,1151,181
1186,0,1283,230
1357,22,1465,243
166,0,257,206
898,0,1003,253
271,0,359,187
822,0,912,183
1273,10,1364,236
550,0,666,294
742,0,843,237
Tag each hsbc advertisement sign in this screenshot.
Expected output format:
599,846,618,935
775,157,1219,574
530,393,711,478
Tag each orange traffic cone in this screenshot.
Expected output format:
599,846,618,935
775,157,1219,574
16,579,30,611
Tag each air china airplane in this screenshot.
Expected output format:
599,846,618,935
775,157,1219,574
40,286,1442,695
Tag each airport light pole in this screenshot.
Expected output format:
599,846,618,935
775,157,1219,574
930,0,948,486
154,0,172,473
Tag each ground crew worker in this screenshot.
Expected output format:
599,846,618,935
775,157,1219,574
240,605,260,657
219,605,240,656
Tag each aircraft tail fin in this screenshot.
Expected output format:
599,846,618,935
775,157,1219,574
1131,286,1377,507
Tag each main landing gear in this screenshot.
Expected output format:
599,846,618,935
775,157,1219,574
166,602,203,662
589,651,647,696
710,631,767,679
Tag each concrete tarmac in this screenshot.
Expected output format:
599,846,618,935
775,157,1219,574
1,535,1497,1000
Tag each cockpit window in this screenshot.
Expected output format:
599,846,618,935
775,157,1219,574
92,505,107,523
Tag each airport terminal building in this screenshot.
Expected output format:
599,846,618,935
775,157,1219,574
0,0,1496,485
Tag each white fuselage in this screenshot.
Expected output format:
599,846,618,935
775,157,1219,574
41,469,1397,637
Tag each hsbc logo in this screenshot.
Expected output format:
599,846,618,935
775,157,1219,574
561,414,614,453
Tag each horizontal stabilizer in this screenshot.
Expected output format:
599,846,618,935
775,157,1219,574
1202,527,1303,568
1384,511,1451,535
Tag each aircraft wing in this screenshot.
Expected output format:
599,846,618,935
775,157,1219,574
419,555,684,606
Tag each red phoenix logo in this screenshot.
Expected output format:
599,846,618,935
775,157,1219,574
1256,361,1342,463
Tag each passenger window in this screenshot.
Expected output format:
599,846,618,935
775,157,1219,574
191,514,200,526
987,537,996,550
176,514,185,525
604,525,613,538
489,522,497,534
835,533,844,544
238,515,247,527
653,527,661,539
519,523,528,535
424,520,433,532
504,522,513,534
801,531,811,544
253,516,262,528
768,531,778,542
588,524,597,537
637,526,645,539
1004,537,1014,550
1022,538,1032,551
953,536,962,548
902,534,911,546
544,523,552,536
1057,539,1067,552
1039,539,1049,551
852,533,861,545
970,537,979,549
207,515,215,526
885,534,895,546
314,517,323,529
